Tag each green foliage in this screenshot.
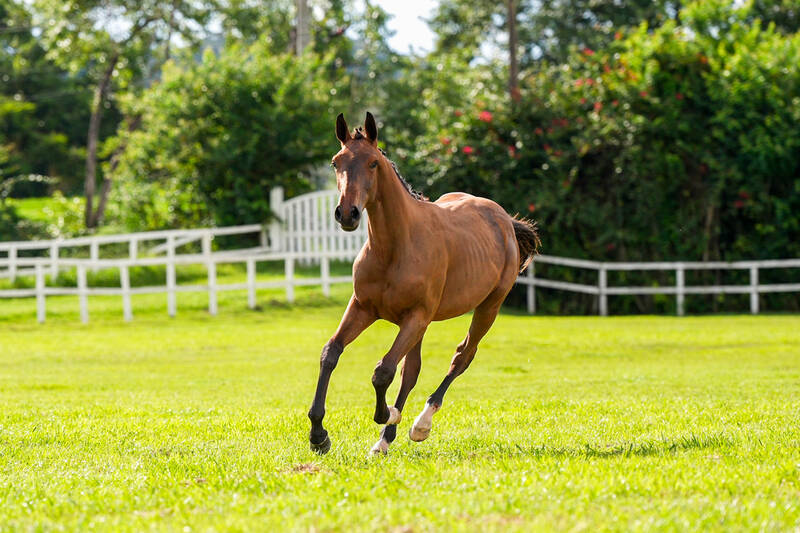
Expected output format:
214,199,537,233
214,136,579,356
405,1,800,267
1,300,799,530
0,0,91,195
112,43,342,229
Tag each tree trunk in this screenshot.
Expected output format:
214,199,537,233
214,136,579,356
85,52,120,229
295,0,310,55
507,0,520,101
91,115,142,226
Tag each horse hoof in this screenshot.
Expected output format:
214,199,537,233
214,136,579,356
409,422,431,442
310,435,331,455
369,438,390,456
386,406,402,425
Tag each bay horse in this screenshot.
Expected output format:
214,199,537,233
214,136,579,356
308,112,539,455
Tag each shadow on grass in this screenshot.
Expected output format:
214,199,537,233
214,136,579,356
405,432,735,462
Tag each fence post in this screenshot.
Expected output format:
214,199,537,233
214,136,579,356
35,263,45,324
166,235,176,317
129,238,138,261
90,240,99,272
269,187,284,251
321,256,330,297
750,266,759,314
598,266,608,316
247,258,257,309
50,243,59,280
77,264,88,324
202,232,212,258
120,264,132,322
676,265,685,316
526,264,536,314
8,246,16,283
285,255,295,303
207,260,217,316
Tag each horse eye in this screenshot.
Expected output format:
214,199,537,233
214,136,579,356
330,161,337,169
369,161,378,169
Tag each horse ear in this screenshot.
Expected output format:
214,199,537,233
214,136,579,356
364,111,378,144
336,113,351,144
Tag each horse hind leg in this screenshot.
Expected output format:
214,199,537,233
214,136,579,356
409,297,503,443
370,340,422,455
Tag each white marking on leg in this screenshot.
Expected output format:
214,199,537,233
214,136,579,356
409,402,439,442
369,437,390,456
386,405,402,425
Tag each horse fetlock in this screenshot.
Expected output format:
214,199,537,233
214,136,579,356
307,407,325,425
409,402,439,442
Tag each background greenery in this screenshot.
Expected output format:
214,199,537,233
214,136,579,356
2,0,799,312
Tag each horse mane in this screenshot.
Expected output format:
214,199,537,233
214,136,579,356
350,127,428,202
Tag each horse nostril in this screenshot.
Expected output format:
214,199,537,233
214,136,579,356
334,206,342,222
350,207,360,221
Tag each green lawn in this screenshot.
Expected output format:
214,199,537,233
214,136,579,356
1,289,799,531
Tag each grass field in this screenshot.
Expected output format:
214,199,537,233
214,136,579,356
1,288,799,531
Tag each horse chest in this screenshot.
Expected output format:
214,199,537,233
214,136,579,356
353,260,434,322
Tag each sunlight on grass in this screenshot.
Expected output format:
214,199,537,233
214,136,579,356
0,297,799,530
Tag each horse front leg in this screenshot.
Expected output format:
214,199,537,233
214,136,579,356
370,340,422,455
371,311,429,426
308,296,375,454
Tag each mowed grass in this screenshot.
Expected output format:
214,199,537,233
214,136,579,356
1,288,799,531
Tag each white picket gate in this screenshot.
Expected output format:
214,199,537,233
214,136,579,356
2,187,800,323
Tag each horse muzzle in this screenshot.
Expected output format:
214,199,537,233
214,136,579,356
335,204,361,231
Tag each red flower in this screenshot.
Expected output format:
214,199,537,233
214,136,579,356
508,145,517,157
441,137,451,145
738,191,751,199
612,100,619,106
562,179,570,188
580,98,587,105
639,90,648,98
543,144,551,151
614,31,623,41
478,110,493,122
603,64,611,73
534,127,543,135
528,203,536,213
606,243,616,251
462,145,474,154
733,200,745,209
583,48,595,56
454,110,463,117
675,92,684,100
547,127,554,134
585,78,594,86
594,102,603,111
554,150,563,157
574,79,584,87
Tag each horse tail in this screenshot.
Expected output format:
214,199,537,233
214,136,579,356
512,216,541,272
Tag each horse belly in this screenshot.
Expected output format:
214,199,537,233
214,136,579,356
433,241,505,320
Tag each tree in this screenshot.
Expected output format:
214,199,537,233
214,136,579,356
33,0,214,228
111,44,341,229
0,0,92,196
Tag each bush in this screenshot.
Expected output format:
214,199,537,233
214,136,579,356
112,42,343,230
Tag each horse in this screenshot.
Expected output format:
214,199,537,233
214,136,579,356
307,112,540,455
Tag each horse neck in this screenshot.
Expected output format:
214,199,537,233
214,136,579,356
365,158,418,257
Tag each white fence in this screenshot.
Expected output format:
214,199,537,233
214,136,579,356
2,187,799,323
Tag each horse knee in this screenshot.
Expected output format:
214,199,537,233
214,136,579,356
372,362,396,389
320,340,343,372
